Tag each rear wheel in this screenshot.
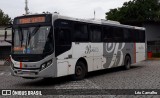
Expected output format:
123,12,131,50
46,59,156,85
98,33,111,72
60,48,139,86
72,61,87,80
124,56,131,70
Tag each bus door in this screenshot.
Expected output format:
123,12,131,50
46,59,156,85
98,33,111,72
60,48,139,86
55,27,72,76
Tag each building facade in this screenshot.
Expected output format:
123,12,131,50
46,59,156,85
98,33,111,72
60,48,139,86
0,27,11,60
143,23,160,53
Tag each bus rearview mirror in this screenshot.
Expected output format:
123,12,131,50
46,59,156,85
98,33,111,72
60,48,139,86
4,30,7,40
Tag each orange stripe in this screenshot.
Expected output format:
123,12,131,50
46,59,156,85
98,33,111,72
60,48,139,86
134,43,136,63
20,62,22,69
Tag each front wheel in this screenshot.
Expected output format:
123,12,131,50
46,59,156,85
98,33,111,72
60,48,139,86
72,61,87,80
124,56,131,70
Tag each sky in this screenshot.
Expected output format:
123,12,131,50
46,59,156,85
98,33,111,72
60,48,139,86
0,0,131,19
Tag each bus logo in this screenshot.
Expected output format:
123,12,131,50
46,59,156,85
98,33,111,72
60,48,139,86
85,45,99,54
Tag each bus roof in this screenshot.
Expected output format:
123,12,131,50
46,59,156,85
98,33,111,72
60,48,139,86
54,14,145,30
15,13,145,30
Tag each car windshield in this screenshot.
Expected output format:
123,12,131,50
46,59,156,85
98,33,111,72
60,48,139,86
13,26,52,54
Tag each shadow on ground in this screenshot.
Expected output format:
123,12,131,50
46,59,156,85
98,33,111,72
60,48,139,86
15,65,144,87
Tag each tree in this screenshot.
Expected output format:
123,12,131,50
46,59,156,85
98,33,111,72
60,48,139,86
0,9,11,25
106,0,160,24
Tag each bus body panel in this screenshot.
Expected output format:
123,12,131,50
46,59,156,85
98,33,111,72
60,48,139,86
136,43,146,62
103,43,134,69
72,42,94,72
93,43,103,70
56,42,146,77
72,43,103,72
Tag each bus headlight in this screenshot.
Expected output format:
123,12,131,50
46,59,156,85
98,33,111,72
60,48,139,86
47,60,52,66
41,64,46,70
40,59,52,71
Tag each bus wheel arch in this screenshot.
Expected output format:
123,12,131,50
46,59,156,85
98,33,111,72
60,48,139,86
72,58,88,80
124,54,131,70
77,58,88,72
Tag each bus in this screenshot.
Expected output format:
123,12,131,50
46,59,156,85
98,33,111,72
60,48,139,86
5,13,146,80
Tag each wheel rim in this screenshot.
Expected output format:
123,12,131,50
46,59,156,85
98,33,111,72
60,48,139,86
127,59,130,68
76,66,82,76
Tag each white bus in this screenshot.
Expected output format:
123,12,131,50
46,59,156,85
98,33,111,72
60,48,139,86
5,13,146,80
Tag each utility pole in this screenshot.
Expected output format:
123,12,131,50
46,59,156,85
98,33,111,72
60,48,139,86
25,0,29,14
94,10,96,20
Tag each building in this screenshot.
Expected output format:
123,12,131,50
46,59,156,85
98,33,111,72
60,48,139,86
143,22,160,54
0,27,11,60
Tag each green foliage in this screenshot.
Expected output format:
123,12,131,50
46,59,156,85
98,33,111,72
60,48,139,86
106,0,160,23
0,9,11,25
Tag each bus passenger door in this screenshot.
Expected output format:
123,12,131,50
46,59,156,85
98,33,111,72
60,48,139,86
55,27,72,77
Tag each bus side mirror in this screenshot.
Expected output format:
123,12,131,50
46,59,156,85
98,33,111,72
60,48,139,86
4,30,7,41
4,26,12,44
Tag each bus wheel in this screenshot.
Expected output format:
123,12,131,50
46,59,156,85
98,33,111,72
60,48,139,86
124,56,131,70
72,61,87,80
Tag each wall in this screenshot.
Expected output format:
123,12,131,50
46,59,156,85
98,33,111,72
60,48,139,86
0,27,12,61
143,23,160,41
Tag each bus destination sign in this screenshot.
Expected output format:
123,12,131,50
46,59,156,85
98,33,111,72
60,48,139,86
18,16,45,24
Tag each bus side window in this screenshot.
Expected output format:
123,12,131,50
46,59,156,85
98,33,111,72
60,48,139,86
103,26,113,42
139,30,145,42
55,28,71,57
55,28,71,45
90,25,102,42
113,27,123,42
73,23,88,42
124,29,132,42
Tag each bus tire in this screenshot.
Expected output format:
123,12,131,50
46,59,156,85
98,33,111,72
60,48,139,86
72,61,87,80
22,77,37,79
124,56,131,70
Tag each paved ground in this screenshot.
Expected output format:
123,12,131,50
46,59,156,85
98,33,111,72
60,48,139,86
0,60,4,66
0,60,160,98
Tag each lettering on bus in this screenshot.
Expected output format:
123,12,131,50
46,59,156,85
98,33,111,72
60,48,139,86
85,45,99,54
105,43,125,68
19,17,45,24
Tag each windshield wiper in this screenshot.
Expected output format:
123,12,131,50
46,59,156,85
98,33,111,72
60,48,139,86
18,26,23,47
27,26,40,46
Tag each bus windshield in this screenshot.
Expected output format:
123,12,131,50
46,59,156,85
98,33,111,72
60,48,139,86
13,26,53,54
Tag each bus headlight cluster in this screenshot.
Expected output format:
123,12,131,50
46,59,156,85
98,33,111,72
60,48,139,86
40,60,52,70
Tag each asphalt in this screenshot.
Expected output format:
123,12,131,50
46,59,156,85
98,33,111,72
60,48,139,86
0,60,160,98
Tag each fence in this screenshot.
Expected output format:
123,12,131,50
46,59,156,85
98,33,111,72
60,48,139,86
148,41,160,53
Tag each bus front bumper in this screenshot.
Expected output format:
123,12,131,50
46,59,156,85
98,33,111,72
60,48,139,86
10,64,56,78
